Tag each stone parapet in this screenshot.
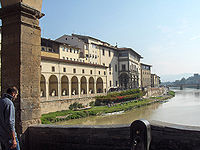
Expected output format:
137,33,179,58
25,120,200,150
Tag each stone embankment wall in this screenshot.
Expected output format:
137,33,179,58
40,97,96,114
145,87,168,97
26,121,200,150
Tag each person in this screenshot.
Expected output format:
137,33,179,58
0,87,20,150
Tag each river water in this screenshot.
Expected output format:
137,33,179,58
56,88,200,126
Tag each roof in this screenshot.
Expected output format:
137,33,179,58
41,56,108,69
141,63,152,67
41,38,80,49
98,44,118,51
118,48,143,58
72,34,110,45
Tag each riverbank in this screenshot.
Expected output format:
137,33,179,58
41,91,175,124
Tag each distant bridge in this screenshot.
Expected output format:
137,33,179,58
169,84,200,90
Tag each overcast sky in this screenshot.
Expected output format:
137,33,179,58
40,0,200,82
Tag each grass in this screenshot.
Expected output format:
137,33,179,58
41,92,175,124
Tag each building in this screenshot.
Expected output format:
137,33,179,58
56,34,119,90
141,63,152,89
41,38,108,100
151,74,160,87
117,48,142,89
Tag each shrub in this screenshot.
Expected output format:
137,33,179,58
89,101,95,107
95,90,144,106
69,102,84,110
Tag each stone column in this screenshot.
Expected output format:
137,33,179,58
94,81,97,94
69,82,71,98
46,81,49,101
0,1,43,134
87,81,89,96
78,81,81,98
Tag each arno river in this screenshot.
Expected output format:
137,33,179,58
56,88,200,126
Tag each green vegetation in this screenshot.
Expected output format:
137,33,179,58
168,90,175,97
95,89,144,106
41,90,175,124
69,102,84,110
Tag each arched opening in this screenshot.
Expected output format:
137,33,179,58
40,74,46,97
96,77,103,93
81,76,87,94
89,77,95,94
71,76,78,95
49,75,58,96
119,73,129,90
61,76,69,96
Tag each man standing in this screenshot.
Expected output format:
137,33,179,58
0,87,20,150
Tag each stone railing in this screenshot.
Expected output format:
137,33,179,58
23,120,200,150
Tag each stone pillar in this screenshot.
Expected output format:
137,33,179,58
78,81,81,98
87,81,89,96
94,81,97,94
46,81,49,101
0,1,43,134
69,82,71,98
58,79,61,100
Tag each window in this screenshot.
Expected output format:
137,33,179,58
116,81,118,86
70,58,72,60
110,81,112,87
65,48,68,52
102,49,105,56
73,69,76,73
104,71,106,75
82,69,85,74
62,47,65,51
115,64,117,72
74,59,76,61
122,64,126,71
109,64,111,71
52,66,55,72
109,50,111,57
109,72,111,75
74,49,76,53
103,63,105,66
119,53,128,57
41,47,45,51
90,70,93,74
92,44,96,49
63,68,66,72
70,48,72,53
85,45,89,50
63,57,65,59
66,57,68,60
86,54,89,58
95,55,97,59
99,71,100,75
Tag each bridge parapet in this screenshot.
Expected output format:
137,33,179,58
23,120,200,150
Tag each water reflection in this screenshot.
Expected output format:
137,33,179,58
56,88,200,126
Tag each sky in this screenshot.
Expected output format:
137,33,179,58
36,1,200,81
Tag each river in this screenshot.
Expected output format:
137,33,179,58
55,88,200,126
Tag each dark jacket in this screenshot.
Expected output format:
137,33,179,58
0,94,15,144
